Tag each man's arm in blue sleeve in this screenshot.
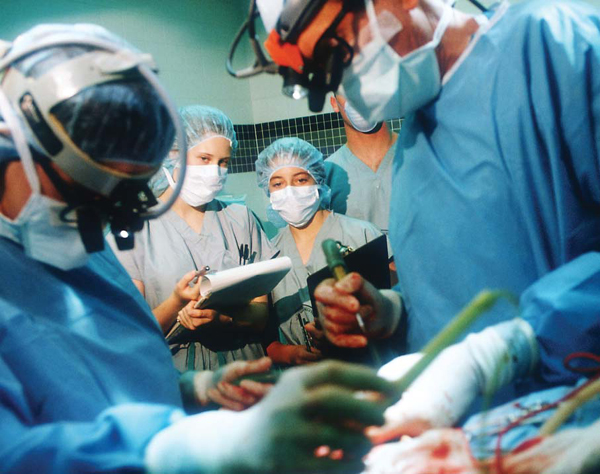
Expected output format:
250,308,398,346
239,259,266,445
0,357,182,474
519,252,600,386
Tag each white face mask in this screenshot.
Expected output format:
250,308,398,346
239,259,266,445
341,0,453,122
0,193,90,270
344,100,379,133
165,164,227,207
270,184,321,228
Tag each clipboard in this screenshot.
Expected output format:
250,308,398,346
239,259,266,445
166,257,292,344
192,256,292,309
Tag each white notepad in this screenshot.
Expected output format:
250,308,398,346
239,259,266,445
193,256,292,309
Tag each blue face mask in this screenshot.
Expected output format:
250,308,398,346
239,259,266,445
341,1,453,122
0,193,90,271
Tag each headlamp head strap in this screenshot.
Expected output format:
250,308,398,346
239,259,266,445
1,49,158,198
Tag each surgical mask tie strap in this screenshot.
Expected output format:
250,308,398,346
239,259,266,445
432,3,454,46
365,0,381,39
0,87,40,193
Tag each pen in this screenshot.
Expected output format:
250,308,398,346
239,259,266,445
189,265,210,287
199,265,210,276
321,238,381,366
298,314,313,352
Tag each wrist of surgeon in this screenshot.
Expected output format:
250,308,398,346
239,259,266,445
192,357,273,411
373,289,402,338
314,272,403,348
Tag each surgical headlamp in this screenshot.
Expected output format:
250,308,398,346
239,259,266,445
0,31,187,252
228,0,359,112
230,0,489,112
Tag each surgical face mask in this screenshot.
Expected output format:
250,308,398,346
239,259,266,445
165,164,227,207
0,193,89,270
344,100,380,133
270,184,321,228
341,0,453,122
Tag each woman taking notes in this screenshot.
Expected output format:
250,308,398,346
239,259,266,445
255,138,393,367
113,105,276,371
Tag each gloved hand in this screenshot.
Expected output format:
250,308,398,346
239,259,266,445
314,272,402,348
146,360,400,474
364,428,480,474
368,318,538,443
189,357,274,411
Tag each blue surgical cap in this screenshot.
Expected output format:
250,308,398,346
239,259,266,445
150,105,237,196
256,137,327,194
256,138,331,228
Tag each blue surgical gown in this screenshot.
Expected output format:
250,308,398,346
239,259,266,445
390,0,600,386
0,235,183,473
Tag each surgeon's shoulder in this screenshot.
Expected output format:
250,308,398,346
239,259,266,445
514,0,600,40
325,145,347,164
217,199,256,220
211,198,245,214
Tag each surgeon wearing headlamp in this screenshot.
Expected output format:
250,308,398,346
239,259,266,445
0,23,401,474
244,0,600,454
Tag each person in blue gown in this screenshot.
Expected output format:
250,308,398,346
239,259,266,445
251,0,600,470
255,0,600,388
0,23,399,474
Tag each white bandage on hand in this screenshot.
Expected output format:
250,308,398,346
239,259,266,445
377,318,538,433
145,406,256,474
193,370,215,406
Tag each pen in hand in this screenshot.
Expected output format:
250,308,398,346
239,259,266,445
189,265,211,287
321,239,381,366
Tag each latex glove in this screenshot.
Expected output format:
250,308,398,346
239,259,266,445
177,299,232,331
482,419,600,474
368,318,538,443
190,357,274,411
364,428,481,474
146,360,401,474
314,272,402,348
